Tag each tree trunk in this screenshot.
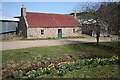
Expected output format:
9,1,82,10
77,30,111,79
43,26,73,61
96,20,100,46
96,31,100,46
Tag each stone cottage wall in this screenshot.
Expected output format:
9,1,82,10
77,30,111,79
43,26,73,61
27,27,82,39
18,17,27,37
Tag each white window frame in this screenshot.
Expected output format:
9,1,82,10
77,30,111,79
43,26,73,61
73,28,75,33
41,30,44,36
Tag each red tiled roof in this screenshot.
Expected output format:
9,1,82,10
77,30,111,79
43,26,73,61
26,12,80,28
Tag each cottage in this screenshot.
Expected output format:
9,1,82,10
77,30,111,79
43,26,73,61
18,5,81,39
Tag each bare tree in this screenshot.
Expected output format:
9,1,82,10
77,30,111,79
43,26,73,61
74,2,102,46
73,2,119,46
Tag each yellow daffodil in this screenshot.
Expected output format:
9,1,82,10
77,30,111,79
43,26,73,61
39,67,42,69
41,70,43,72
116,56,118,60
26,71,30,75
48,63,54,67
28,75,30,78
57,71,59,73
32,70,36,72
58,62,62,65
47,67,51,70
19,70,23,72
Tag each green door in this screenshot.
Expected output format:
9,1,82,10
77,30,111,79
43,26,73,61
58,29,62,39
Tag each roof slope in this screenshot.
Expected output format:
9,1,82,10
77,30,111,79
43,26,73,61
26,12,80,28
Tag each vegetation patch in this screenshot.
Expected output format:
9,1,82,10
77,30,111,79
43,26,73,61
20,36,85,40
14,55,119,78
2,42,119,78
0,35,20,41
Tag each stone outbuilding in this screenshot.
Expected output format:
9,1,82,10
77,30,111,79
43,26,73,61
18,5,81,39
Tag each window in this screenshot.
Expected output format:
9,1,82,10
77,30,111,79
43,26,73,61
68,18,71,20
41,30,44,35
73,29,75,33
51,17,54,20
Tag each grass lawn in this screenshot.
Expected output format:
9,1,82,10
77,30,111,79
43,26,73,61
2,42,119,78
2,42,118,68
63,65,119,78
20,36,85,40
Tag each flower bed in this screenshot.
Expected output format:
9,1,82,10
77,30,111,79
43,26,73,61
14,55,119,78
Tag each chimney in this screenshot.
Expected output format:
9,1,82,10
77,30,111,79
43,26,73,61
74,12,77,19
21,5,26,16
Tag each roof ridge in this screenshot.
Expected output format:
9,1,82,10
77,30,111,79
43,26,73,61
26,12,70,16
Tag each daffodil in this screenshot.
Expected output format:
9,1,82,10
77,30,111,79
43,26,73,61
96,58,101,63
26,71,30,75
32,70,36,72
57,71,59,73
39,67,42,69
115,56,118,60
19,70,23,72
90,58,93,61
28,75,30,78
58,63,61,65
41,70,43,72
48,63,54,68
47,67,50,70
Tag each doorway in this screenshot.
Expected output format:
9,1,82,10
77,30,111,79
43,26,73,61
58,29,62,39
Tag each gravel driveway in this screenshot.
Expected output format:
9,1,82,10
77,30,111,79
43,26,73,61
1,37,112,51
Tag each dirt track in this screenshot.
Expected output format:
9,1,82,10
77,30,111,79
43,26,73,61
1,37,112,51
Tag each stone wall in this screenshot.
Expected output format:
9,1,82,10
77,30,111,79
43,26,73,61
27,27,82,39
18,17,27,37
